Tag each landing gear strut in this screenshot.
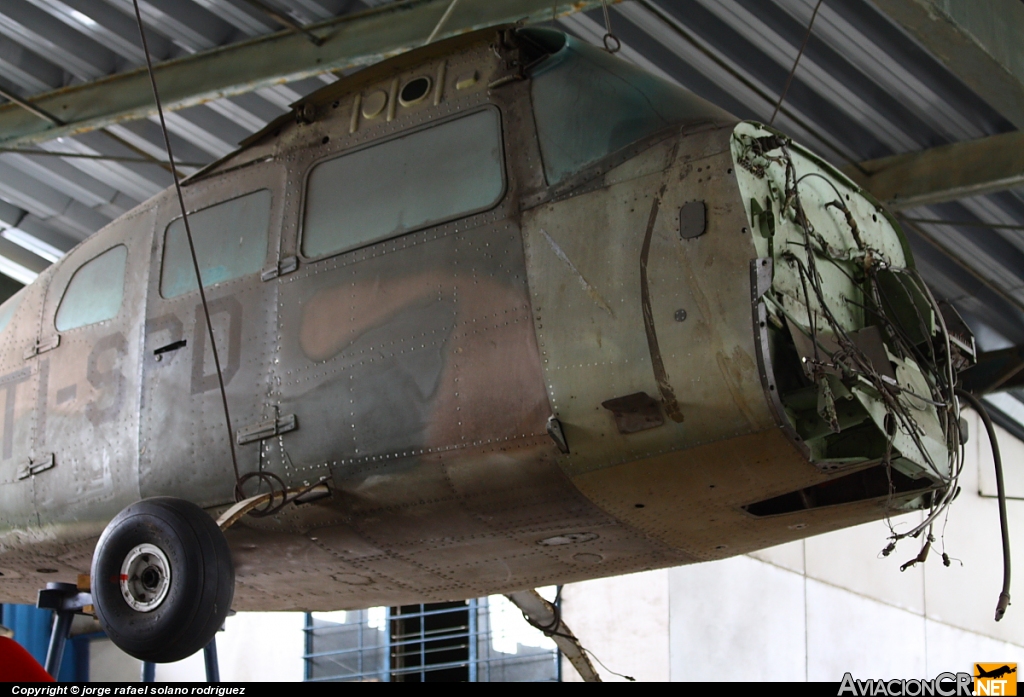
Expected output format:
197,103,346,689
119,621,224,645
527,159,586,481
90,497,234,663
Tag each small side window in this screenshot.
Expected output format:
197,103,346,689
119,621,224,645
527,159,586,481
302,108,505,259
161,189,271,299
55,246,128,331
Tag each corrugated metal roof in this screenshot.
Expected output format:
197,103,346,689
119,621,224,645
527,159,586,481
1,0,1022,418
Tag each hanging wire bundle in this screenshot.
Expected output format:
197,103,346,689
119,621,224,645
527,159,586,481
802,150,957,535
738,132,1010,619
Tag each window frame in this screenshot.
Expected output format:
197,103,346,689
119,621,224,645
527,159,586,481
53,244,129,332
297,105,508,263
527,33,731,188
158,187,274,300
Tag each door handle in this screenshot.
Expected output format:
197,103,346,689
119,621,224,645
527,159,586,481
154,339,186,358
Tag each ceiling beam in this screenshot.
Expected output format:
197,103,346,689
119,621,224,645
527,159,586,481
867,0,1024,129
961,345,1024,395
0,0,613,148
0,235,49,277
842,130,1024,209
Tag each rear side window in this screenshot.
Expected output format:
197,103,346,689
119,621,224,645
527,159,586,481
302,109,505,259
161,189,271,299
55,245,127,331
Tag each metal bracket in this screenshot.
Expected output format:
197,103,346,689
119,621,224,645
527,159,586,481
505,590,601,682
546,416,570,454
17,453,55,480
217,480,330,530
261,255,298,281
24,335,59,360
750,259,811,461
236,413,297,445
601,392,664,434
752,257,773,299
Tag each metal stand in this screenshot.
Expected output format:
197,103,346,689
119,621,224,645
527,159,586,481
37,578,221,682
203,637,220,682
36,581,93,678
139,640,217,682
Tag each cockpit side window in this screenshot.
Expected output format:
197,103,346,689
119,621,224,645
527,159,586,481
528,31,731,186
55,245,128,331
301,108,505,259
160,189,271,299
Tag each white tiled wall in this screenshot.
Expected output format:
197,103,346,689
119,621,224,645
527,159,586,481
669,556,807,681
559,569,670,682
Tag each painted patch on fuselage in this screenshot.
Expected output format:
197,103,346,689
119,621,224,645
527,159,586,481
294,299,453,471
299,276,457,363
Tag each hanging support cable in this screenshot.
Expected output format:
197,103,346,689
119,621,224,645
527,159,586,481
600,0,621,53
131,0,242,495
633,0,865,174
97,129,187,178
425,0,460,45
769,0,824,126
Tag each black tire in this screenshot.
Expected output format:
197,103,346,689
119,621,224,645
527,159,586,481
91,497,234,663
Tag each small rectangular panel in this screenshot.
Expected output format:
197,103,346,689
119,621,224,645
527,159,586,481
16,452,54,480
23,334,59,360
236,413,297,445
678,200,707,239
601,392,664,434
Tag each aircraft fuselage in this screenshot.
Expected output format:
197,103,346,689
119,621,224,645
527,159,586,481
0,27,951,611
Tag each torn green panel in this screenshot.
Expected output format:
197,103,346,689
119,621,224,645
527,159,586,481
732,121,954,483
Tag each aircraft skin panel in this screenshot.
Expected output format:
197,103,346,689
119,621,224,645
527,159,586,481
32,208,151,525
0,207,154,598
570,427,922,562
140,164,288,506
272,214,548,486
522,126,775,478
518,122,851,561
210,55,699,609
521,122,935,562
0,278,45,535
223,436,695,611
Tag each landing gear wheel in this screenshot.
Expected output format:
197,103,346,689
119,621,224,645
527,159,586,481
91,497,234,663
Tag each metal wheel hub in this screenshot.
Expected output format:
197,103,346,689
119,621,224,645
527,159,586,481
120,543,171,612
